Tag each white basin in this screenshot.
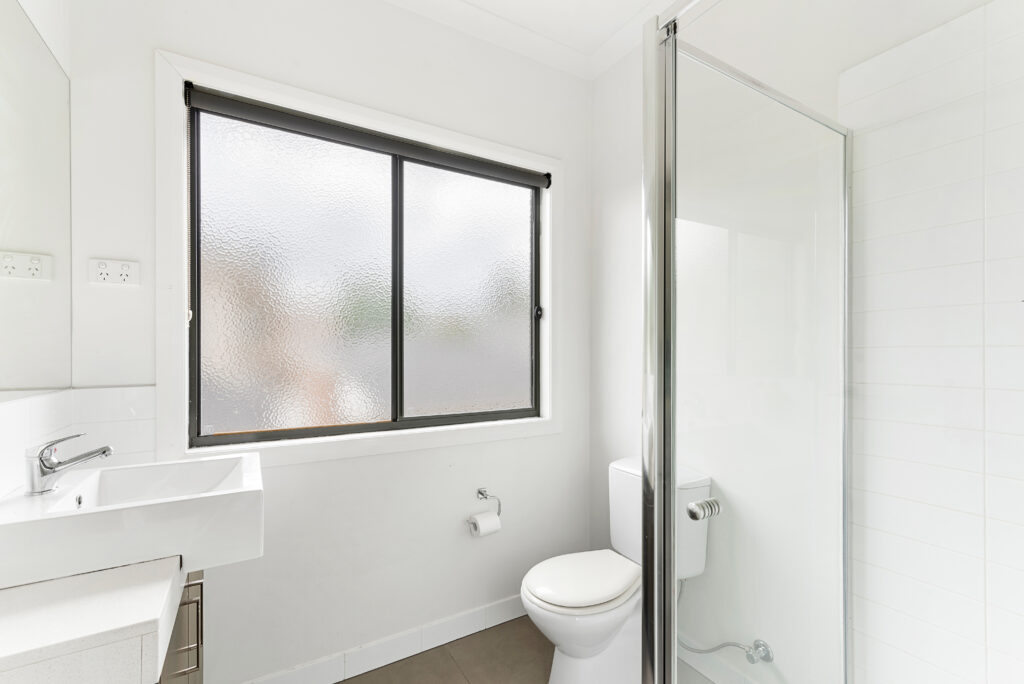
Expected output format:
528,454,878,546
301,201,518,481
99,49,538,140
0,453,263,589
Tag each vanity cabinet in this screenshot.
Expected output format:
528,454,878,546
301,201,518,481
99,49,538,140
159,572,203,684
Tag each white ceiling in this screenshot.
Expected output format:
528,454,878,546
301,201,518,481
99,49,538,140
384,0,993,100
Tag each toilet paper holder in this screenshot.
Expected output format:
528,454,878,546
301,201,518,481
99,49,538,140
476,488,502,517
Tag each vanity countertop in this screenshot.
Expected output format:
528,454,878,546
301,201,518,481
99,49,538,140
0,557,184,681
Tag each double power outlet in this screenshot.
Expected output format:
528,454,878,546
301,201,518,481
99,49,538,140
0,252,54,280
89,259,140,285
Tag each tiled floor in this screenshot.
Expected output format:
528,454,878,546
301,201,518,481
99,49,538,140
344,616,554,684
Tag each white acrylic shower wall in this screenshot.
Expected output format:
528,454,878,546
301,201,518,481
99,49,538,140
841,3,1024,682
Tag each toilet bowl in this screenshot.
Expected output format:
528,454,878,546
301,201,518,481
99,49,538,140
521,458,711,684
520,550,641,684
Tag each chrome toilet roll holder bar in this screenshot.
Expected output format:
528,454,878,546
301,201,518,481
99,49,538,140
476,488,502,516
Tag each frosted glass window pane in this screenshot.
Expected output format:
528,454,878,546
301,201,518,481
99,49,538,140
197,112,391,435
402,162,534,416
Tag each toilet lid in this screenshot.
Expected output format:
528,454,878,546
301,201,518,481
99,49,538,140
523,549,641,608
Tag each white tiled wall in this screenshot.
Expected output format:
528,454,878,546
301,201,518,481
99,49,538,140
841,3,1024,682
0,386,155,496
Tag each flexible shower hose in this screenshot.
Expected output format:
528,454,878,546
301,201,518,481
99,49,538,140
676,580,773,665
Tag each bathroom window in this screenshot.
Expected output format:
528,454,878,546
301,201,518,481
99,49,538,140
186,86,545,447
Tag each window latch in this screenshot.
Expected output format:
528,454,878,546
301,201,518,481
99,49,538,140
534,305,543,320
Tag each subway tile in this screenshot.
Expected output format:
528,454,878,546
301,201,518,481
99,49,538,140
986,121,1024,174
852,221,982,276
839,9,983,106
987,167,1024,217
852,178,983,241
70,418,156,457
988,0,1024,46
985,301,1024,345
71,386,155,423
852,597,986,681
852,137,982,206
986,212,1024,259
987,390,1024,434
988,432,1024,481
853,96,984,172
852,489,984,556
985,256,1024,301
852,419,983,471
851,525,985,600
988,475,1024,526
852,383,983,430
988,518,1024,570
988,647,1024,684
988,607,1024,660
851,306,982,347
854,631,971,684
854,455,983,514
852,561,985,641
987,347,1024,390
851,346,982,388
986,77,1024,131
853,263,983,311
988,32,1024,89
842,52,983,131
988,563,1024,617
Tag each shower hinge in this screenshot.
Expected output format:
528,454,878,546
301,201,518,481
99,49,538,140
659,21,677,43
534,305,544,320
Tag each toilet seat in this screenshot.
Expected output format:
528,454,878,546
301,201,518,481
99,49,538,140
522,550,641,616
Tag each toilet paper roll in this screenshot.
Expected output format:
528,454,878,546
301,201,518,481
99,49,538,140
467,511,501,537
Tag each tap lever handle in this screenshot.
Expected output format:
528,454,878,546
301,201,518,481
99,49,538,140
36,433,85,465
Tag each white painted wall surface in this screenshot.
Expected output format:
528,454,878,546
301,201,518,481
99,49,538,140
841,3,1024,682
589,46,643,550
15,0,70,75
66,1,592,681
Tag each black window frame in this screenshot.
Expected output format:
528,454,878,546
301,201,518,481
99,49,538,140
186,84,547,448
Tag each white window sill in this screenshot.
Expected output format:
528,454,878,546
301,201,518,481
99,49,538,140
183,415,559,468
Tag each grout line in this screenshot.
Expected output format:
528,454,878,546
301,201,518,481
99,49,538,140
851,416,985,432
840,44,985,112
853,130,984,174
852,629,976,683
852,169,985,208
850,379,983,389
852,216,982,245
441,643,472,684
853,451,983,476
850,591,987,645
850,520,984,559
981,19,991,681
851,557,985,603
852,486,983,519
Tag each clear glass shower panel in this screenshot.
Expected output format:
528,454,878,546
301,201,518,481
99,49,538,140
671,50,846,684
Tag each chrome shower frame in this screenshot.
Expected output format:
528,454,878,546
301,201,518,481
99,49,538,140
640,6,853,683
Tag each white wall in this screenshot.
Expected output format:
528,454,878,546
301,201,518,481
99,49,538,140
16,0,70,75
841,3,1024,682
67,1,593,681
589,46,643,549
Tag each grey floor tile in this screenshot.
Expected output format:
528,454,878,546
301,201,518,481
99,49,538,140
343,646,469,684
444,616,553,684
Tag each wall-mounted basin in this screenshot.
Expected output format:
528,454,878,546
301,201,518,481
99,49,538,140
0,453,263,589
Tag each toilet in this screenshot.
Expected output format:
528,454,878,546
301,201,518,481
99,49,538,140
520,458,711,684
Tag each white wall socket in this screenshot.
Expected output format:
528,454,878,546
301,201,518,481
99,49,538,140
89,258,140,285
0,251,54,280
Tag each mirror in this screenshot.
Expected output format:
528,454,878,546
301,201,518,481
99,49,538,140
0,0,71,395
